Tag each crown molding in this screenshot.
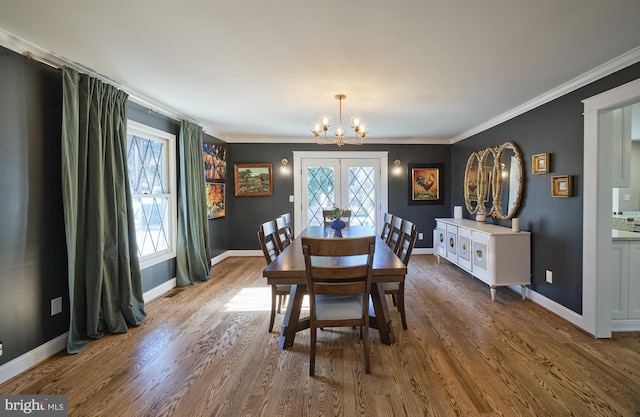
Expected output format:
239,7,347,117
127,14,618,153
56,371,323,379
450,46,640,144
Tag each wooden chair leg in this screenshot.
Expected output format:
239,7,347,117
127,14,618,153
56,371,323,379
309,326,317,377
269,285,277,333
398,284,407,330
363,322,370,374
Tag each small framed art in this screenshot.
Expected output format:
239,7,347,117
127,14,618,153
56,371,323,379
206,182,225,219
532,153,549,174
551,175,572,197
234,163,273,196
408,164,444,205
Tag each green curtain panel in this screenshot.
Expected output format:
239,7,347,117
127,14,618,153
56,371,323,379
61,67,146,354
176,120,212,286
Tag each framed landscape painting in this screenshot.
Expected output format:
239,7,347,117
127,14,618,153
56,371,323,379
234,163,273,196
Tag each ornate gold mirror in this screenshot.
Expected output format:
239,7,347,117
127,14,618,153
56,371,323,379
463,152,481,215
464,141,524,221
492,141,524,219
480,147,497,218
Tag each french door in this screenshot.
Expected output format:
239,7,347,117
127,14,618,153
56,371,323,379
293,151,388,236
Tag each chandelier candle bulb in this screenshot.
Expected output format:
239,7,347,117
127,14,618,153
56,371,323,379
512,218,520,232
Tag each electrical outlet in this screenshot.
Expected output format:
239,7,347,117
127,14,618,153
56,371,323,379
546,270,553,284
418,232,424,240
0,341,3,357
51,297,63,316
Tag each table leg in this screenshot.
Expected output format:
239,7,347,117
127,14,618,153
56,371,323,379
369,282,395,345
278,284,306,349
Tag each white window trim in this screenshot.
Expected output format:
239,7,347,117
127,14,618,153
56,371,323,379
127,120,177,270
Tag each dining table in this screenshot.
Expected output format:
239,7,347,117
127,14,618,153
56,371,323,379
263,225,407,349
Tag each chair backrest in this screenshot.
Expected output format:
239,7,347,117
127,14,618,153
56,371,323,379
302,236,375,297
396,219,417,266
380,213,394,241
258,220,281,265
386,215,403,252
322,209,352,226
280,212,295,241
275,216,291,250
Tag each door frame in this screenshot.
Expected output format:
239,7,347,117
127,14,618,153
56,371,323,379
293,151,388,236
582,77,640,338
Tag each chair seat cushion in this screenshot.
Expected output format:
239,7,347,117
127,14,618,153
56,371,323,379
382,282,400,291
315,294,363,320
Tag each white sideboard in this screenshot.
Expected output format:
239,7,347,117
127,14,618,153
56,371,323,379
434,218,531,301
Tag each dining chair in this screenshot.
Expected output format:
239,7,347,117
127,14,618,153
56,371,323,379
302,235,376,376
258,219,291,333
383,219,416,329
380,212,394,242
386,215,403,252
281,212,294,242
322,209,352,226
275,215,292,251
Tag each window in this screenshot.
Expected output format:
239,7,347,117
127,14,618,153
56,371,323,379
126,120,177,269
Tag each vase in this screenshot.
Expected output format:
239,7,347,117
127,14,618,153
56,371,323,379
330,219,346,238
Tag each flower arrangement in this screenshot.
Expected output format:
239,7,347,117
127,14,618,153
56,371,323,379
327,206,343,220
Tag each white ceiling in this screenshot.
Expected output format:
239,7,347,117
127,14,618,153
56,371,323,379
1,0,640,143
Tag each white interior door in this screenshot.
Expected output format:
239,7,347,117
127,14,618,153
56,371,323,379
293,151,388,235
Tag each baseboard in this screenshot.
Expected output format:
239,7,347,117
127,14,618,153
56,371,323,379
612,319,640,332
413,248,434,255
507,285,588,334
0,333,67,384
143,278,176,303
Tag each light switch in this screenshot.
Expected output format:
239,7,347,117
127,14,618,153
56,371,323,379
289,195,294,203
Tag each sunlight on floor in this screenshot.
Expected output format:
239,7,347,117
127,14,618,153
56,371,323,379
223,286,310,312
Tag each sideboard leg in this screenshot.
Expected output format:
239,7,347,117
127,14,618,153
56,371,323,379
521,285,527,300
490,286,496,301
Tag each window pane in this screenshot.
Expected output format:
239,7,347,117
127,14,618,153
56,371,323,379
132,196,169,257
127,134,165,195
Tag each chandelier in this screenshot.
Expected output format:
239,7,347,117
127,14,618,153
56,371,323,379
310,94,369,146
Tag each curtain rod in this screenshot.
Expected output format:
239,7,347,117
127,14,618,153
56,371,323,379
0,29,219,137
21,50,208,128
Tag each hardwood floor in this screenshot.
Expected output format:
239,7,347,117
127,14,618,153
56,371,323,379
2,255,639,416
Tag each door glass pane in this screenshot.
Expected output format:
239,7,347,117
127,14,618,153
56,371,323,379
348,166,375,227
307,166,335,226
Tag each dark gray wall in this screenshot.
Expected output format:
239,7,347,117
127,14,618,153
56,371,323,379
452,62,640,315
0,48,68,364
227,143,452,250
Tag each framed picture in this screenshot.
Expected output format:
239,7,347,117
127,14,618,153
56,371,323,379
408,164,444,205
532,153,549,174
551,175,573,197
234,163,273,196
204,144,227,181
206,182,225,219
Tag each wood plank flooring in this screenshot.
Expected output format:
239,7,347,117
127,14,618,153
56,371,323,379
1,255,639,416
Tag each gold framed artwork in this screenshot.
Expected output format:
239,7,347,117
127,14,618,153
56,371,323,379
551,175,572,197
234,163,273,196
408,164,444,205
532,153,549,174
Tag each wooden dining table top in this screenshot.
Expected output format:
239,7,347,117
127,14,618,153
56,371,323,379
263,225,407,284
